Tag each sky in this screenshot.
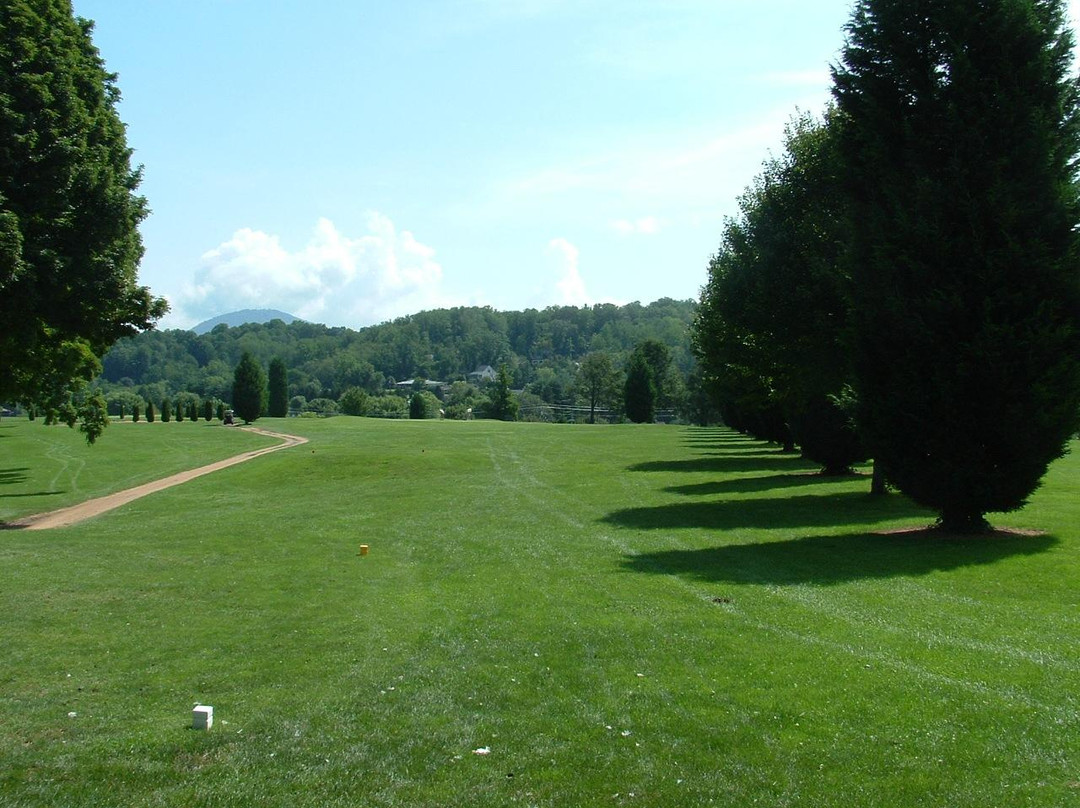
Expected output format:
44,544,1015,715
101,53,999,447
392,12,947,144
71,0,1080,331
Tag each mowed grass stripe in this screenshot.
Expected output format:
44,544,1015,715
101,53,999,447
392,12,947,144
0,417,1076,806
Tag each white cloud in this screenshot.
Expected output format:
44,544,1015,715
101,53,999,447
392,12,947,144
547,238,591,306
171,214,450,328
612,216,661,235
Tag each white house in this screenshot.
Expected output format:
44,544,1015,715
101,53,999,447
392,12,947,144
467,365,497,384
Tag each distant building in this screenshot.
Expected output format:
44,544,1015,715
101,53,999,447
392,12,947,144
394,379,445,391
467,365,497,384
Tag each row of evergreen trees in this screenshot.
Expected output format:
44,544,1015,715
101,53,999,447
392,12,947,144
693,0,1080,532
112,398,228,423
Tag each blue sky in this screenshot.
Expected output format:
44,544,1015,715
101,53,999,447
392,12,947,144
70,1,1080,330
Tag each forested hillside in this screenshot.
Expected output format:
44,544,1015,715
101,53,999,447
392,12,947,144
98,299,696,414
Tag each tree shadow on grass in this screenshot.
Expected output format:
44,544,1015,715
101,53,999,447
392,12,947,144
0,468,29,485
666,472,866,497
629,455,819,475
0,490,62,500
620,529,1058,586
602,491,930,531
681,432,773,449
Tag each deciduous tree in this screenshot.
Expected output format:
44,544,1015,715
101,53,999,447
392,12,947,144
575,351,621,423
0,0,167,438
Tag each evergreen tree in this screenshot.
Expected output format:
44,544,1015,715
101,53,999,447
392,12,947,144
203,399,213,421
145,401,155,423
409,391,428,420
175,399,183,422
0,0,167,428
693,111,861,467
132,402,140,423
232,351,267,424
635,340,673,409
624,350,656,424
267,357,288,417
833,0,1080,531
161,398,170,423
486,364,519,421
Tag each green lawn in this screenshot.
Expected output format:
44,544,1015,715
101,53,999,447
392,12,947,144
0,418,279,523
0,416,1077,807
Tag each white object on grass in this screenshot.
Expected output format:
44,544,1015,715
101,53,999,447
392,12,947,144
192,704,214,730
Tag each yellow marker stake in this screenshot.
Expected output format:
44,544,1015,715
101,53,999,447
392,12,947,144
359,545,369,556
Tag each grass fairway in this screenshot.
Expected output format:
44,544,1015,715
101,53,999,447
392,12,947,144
0,417,1077,807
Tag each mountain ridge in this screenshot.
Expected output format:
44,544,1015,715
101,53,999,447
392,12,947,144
191,309,299,334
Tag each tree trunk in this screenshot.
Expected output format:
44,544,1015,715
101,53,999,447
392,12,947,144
870,460,887,496
937,510,993,535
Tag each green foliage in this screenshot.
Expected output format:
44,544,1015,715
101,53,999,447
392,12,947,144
231,351,267,424
367,394,408,419
833,0,1080,530
485,364,519,421
202,399,214,421
105,389,143,418
681,367,720,426
174,399,183,422
409,391,430,419
443,381,481,420
634,339,673,408
693,111,856,463
0,0,167,421
131,402,140,423
575,351,621,423
145,400,154,423
624,349,656,423
97,300,697,407
77,391,108,445
160,398,170,423
304,397,339,416
268,357,289,417
338,386,368,416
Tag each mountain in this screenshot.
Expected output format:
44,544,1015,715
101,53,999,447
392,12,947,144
191,309,300,334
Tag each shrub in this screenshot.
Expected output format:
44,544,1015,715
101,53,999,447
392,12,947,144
339,387,369,416
367,395,408,419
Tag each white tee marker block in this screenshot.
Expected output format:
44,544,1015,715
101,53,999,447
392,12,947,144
192,704,214,730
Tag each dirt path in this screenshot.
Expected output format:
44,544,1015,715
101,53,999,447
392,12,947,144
7,427,309,531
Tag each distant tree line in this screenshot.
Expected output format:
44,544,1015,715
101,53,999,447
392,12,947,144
93,300,710,423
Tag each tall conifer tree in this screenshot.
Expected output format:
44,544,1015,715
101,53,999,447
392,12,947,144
267,357,289,417
232,352,267,425
833,0,1080,531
